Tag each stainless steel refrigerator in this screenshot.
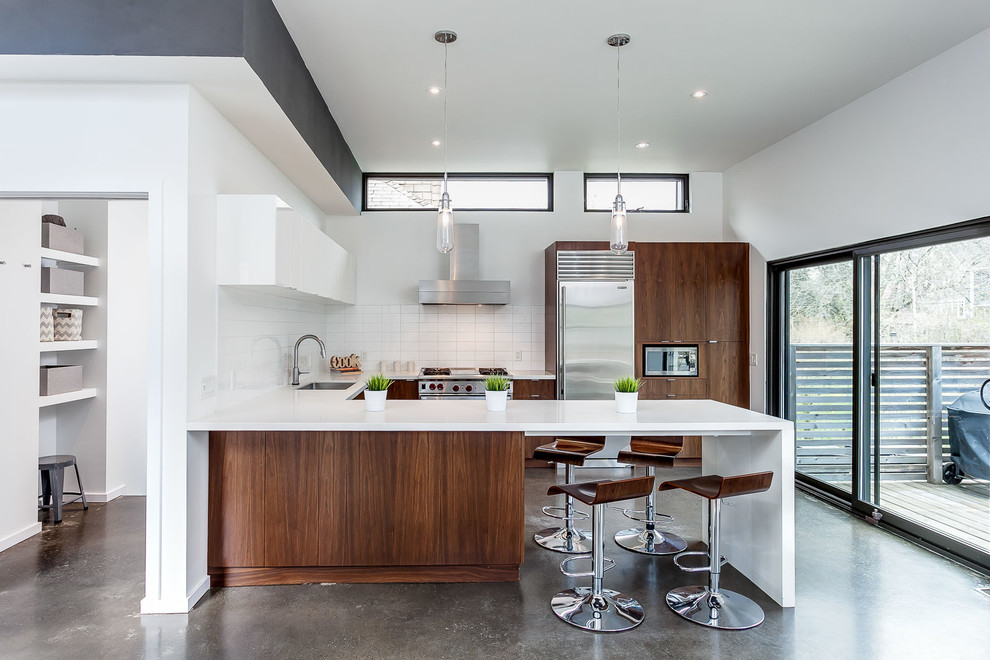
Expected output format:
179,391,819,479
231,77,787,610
556,251,635,400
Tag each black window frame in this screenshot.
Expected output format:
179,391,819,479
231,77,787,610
362,172,554,212
767,214,990,573
583,173,689,213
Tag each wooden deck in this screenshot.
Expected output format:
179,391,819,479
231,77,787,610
877,479,989,553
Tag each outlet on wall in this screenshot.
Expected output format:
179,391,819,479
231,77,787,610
515,350,523,360
749,353,758,366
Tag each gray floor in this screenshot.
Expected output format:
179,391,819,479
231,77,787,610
2,467,989,659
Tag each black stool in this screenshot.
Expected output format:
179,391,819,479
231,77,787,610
533,437,606,554
39,454,88,523
549,475,655,632
659,472,773,630
612,436,688,555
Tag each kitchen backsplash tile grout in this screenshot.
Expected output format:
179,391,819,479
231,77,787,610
217,291,546,408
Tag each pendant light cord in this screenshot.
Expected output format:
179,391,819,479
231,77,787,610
443,40,449,195
616,39,621,197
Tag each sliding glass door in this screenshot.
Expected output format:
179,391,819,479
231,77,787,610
869,237,990,558
783,261,855,494
770,220,990,570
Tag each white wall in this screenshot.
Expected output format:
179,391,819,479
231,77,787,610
725,27,990,261
107,200,149,496
0,83,190,612
724,27,990,413
325,171,724,306
186,90,328,417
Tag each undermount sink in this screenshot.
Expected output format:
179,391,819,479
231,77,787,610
296,382,354,391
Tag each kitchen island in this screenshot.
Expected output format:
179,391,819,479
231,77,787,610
189,392,795,607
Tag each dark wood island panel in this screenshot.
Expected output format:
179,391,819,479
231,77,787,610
209,430,525,586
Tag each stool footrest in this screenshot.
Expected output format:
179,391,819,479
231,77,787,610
559,554,615,578
618,507,674,524
673,550,727,573
541,504,590,522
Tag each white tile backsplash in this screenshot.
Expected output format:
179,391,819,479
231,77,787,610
216,294,547,406
324,304,546,371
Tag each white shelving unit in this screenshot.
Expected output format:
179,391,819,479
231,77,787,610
39,292,99,307
39,340,98,352
39,247,99,268
38,388,98,408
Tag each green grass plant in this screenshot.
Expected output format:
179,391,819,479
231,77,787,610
613,376,642,393
365,373,394,391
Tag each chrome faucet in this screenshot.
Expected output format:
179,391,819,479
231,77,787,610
291,334,327,385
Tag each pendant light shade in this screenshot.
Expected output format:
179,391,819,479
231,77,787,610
437,190,454,253
435,30,457,254
608,33,630,255
610,193,628,254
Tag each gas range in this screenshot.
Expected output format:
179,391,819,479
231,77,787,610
418,367,512,398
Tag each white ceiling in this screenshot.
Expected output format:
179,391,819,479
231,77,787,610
273,0,990,174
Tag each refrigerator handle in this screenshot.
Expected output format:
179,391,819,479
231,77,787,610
558,285,566,400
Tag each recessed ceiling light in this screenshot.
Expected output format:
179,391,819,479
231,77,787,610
428,86,441,95
431,139,441,147
635,142,650,149
691,90,708,99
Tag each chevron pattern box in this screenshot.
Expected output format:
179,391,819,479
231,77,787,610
40,307,54,342
53,308,83,341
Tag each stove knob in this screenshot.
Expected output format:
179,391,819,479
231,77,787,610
429,383,436,390
437,383,444,391
452,385,459,392
465,385,472,392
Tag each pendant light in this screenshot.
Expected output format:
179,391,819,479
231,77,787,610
435,30,457,254
607,33,630,255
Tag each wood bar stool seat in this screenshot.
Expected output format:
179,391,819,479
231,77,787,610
612,436,688,556
549,476,655,633
38,454,88,523
533,437,606,554
659,472,773,631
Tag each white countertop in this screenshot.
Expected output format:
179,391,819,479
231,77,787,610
188,390,790,434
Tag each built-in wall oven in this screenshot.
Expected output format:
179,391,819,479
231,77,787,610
643,345,699,377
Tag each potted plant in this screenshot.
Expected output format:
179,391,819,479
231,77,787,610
363,373,393,411
613,376,642,413
484,375,511,412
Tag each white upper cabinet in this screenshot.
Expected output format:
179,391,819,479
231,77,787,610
217,195,355,304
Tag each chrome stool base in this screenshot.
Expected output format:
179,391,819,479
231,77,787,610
534,525,593,554
666,585,765,631
551,587,645,632
614,526,687,555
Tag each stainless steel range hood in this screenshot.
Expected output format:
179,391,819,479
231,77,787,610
419,224,510,305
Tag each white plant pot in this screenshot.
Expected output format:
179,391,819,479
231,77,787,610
365,389,388,412
486,389,508,412
615,391,638,414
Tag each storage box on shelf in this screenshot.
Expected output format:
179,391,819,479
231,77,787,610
41,267,84,296
40,365,82,396
41,222,83,255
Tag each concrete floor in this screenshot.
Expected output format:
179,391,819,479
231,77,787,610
2,467,989,659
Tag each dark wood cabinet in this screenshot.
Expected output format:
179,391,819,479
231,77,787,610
208,431,266,568
708,341,749,408
706,243,749,342
209,430,525,585
355,378,418,400
264,431,322,567
512,378,555,400
633,242,708,343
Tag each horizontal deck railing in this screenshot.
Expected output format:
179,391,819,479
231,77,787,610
790,343,990,482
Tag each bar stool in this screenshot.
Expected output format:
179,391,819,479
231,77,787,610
549,475,655,632
659,472,773,630
533,437,606,554
39,454,88,523
612,436,688,555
